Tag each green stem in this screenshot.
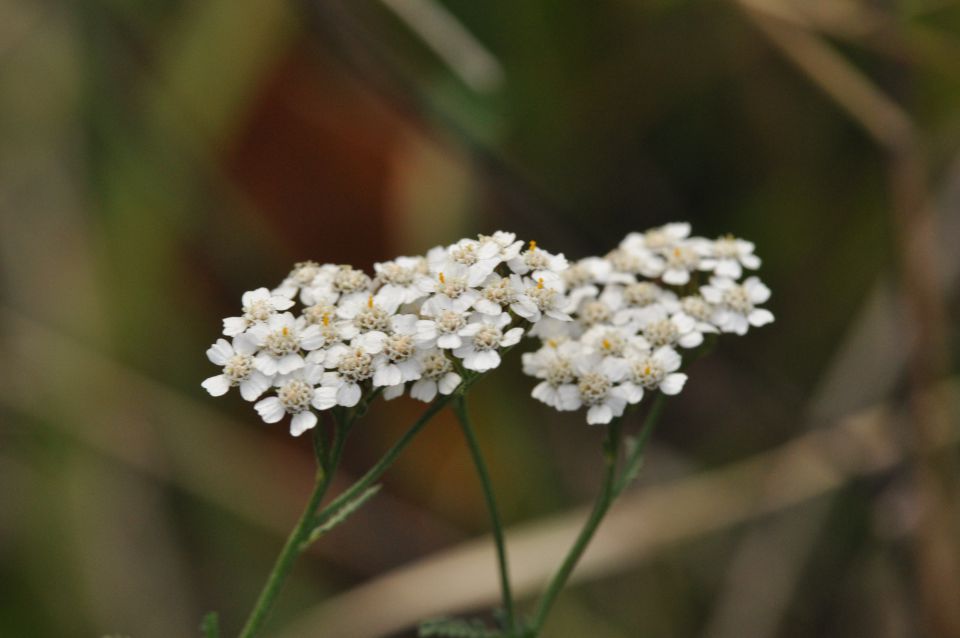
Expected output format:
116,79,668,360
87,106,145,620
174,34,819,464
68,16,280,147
531,398,667,635
451,395,517,634
530,419,622,635
238,377,478,637
613,394,666,497
312,389,458,528
237,471,331,638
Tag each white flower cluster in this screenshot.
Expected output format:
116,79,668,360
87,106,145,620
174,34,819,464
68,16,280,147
522,223,774,425
203,232,572,435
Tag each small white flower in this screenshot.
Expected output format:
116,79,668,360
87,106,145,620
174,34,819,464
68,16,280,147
446,237,502,280
371,315,422,387
658,240,710,286
478,231,524,261
522,341,581,411
416,295,473,349
202,334,272,401
319,341,379,407
337,292,400,341
580,324,645,360
253,364,331,436
625,222,691,251
624,346,687,396
453,312,524,372
223,287,296,336
677,295,719,335
248,312,324,375
418,264,484,306
409,350,462,402
374,256,428,305
507,240,568,276
700,276,774,335
273,261,326,300
638,313,704,349
474,274,522,315
702,236,760,279
568,355,631,425
512,272,571,322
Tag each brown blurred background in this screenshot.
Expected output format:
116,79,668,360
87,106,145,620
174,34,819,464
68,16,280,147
2,1,960,636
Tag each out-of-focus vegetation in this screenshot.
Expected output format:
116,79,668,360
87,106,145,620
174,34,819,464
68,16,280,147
2,1,959,636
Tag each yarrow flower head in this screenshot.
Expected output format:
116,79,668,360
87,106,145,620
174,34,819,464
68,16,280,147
521,224,774,424
204,225,771,432
203,230,572,434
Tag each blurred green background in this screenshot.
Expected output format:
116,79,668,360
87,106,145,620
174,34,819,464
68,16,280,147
2,1,960,636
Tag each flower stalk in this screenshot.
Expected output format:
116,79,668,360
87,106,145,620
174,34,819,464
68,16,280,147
451,395,517,634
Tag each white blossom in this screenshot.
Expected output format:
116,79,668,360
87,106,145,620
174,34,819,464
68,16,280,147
223,287,295,336
453,312,524,372
248,312,324,375
409,350,462,402
701,276,774,335
202,334,272,401
703,236,761,279
253,364,331,436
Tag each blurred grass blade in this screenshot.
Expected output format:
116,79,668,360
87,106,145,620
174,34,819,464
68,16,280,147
201,611,220,638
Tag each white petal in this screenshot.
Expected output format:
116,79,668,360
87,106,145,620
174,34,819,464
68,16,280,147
254,353,279,376
500,327,524,347
714,260,741,279
358,331,386,354
437,334,462,349
464,349,500,372
662,269,690,286
206,339,233,366
749,308,775,327
474,299,503,315
391,314,418,334
299,325,324,350
239,373,271,401
277,353,305,374
660,372,687,395
587,404,613,425
438,372,462,395
373,364,402,387
654,347,682,372
531,381,557,407
223,317,247,337
745,277,771,304
678,331,703,348
410,379,437,402
233,333,258,356
338,383,362,407
557,385,582,411
201,374,231,397
619,382,644,404
254,397,285,423
312,386,339,410
290,411,318,436
271,295,295,310
382,383,405,400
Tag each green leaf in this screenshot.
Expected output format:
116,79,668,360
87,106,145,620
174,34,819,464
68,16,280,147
419,617,502,637
200,611,219,638
300,485,382,550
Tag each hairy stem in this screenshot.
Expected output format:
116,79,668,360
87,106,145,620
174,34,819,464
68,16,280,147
452,395,517,633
